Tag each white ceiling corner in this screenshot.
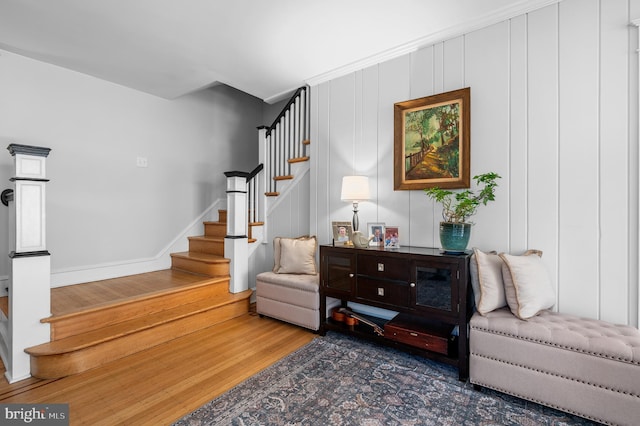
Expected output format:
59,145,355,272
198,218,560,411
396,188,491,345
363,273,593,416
0,0,560,103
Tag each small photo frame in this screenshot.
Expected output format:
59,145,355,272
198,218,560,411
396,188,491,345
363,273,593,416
367,222,385,247
332,221,353,246
384,226,400,248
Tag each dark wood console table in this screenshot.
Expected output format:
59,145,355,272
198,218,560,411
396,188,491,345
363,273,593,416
319,244,472,381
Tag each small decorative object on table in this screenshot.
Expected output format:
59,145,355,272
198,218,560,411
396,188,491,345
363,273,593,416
384,226,400,248
332,221,353,246
351,232,373,248
424,172,500,253
368,222,385,247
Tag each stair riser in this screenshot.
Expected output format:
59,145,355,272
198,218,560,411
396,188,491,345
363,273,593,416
48,279,230,340
171,257,230,277
29,299,250,379
188,239,224,256
204,223,226,238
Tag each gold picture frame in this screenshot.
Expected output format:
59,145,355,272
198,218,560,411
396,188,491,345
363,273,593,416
332,221,353,246
394,87,470,190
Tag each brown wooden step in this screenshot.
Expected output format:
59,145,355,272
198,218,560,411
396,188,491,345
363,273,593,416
43,275,230,340
171,252,230,276
288,156,309,164
26,290,252,379
204,221,226,238
187,236,224,256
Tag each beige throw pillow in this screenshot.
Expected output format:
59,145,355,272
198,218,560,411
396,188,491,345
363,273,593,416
276,236,318,275
470,248,506,315
500,250,555,320
272,235,310,272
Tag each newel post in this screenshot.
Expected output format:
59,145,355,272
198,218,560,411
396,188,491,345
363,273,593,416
224,171,249,293
5,143,52,383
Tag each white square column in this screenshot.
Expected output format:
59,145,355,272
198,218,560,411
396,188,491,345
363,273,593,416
3,144,51,383
224,172,249,294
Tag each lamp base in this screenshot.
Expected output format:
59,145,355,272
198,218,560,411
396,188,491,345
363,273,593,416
352,202,360,232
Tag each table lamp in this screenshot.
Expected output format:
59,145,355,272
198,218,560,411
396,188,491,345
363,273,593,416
340,176,370,232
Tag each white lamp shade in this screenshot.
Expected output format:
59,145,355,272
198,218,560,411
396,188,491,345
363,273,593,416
341,176,370,202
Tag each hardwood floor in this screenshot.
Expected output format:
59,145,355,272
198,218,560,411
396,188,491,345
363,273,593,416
0,312,316,425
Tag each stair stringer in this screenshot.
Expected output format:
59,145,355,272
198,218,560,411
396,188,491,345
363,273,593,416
265,160,311,225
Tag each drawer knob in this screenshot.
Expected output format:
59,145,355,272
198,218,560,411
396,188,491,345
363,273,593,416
349,273,354,278
410,282,416,288
377,263,384,272
377,287,385,296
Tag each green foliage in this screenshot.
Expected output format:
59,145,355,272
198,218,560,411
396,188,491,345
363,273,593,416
424,172,501,223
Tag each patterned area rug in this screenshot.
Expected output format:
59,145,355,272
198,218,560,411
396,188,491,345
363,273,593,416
174,332,599,426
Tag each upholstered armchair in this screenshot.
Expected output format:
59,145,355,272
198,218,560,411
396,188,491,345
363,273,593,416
256,236,325,331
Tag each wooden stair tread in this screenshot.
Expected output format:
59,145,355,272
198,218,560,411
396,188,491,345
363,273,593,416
265,192,280,197
50,269,223,317
170,252,229,263
273,175,293,181
27,290,252,356
43,275,230,322
187,236,224,242
288,156,309,164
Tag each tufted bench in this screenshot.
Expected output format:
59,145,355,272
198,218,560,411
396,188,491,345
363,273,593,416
470,307,640,426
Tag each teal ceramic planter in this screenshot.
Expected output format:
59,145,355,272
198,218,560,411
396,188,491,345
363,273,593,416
439,222,472,253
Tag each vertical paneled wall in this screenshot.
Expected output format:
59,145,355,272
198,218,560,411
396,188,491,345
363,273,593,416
310,0,639,326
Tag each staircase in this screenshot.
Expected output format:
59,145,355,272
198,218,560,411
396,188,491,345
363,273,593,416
25,210,252,379
23,87,309,380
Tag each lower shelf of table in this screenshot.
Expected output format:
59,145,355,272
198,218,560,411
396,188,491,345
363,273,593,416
320,314,468,381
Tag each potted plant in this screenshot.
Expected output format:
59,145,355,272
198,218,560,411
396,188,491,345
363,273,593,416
424,172,501,252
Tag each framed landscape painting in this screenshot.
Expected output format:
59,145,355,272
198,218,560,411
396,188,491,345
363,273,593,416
394,88,470,190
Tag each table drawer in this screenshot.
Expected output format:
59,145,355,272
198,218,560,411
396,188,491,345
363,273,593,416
384,315,452,355
357,254,409,281
356,277,409,307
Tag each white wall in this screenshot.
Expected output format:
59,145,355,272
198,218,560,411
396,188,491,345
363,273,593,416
0,49,263,287
310,0,639,326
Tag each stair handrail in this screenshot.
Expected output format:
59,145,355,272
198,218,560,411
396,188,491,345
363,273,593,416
261,86,310,195
247,163,264,181
223,163,264,232
246,164,264,225
265,86,306,136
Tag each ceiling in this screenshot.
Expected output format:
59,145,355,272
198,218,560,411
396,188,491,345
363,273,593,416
0,0,555,103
